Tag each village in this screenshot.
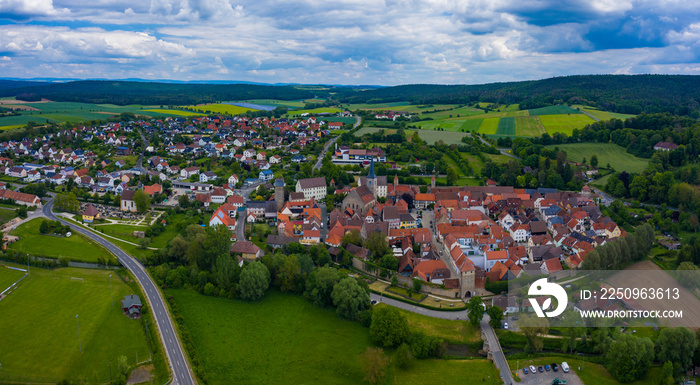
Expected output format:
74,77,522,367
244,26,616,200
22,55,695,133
0,112,626,317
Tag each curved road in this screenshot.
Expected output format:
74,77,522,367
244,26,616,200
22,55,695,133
43,201,195,385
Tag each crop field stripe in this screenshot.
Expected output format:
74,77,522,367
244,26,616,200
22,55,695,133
458,119,483,132
477,118,499,135
496,117,515,135
528,105,582,116
514,116,545,136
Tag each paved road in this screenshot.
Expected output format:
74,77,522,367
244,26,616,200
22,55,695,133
136,129,149,174
313,115,361,171
43,200,195,385
370,293,468,319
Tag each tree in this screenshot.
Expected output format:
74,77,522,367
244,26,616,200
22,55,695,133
590,154,599,168
520,314,549,352
560,311,585,353
133,189,150,213
661,361,674,385
238,261,270,301
656,327,697,371
342,229,362,247
606,334,654,383
331,277,370,321
167,235,189,263
359,347,389,385
277,254,302,293
466,296,485,327
369,306,411,348
677,262,700,290
364,231,389,259
412,279,422,294
200,225,232,271
487,305,504,329
304,267,343,307
379,254,398,271
446,167,458,186
395,343,413,369
54,192,79,212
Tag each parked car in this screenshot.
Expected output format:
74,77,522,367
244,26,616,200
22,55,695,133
545,365,551,372
538,366,544,373
530,365,536,373
523,367,529,375
371,300,378,305
503,322,508,329
552,363,559,372
561,362,570,373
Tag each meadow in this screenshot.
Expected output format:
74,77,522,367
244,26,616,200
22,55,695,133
143,109,205,117
0,264,26,292
539,114,596,136
171,289,501,385
287,107,341,116
0,266,151,384
477,117,500,135
578,106,636,121
514,116,545,136
237,99,307,108
546,143,649,173
497,117,516,135
528,105,582,116
414,129,469,145
9,218,115,263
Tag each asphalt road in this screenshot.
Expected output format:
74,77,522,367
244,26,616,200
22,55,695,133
43,200,195,385
313,115,361,171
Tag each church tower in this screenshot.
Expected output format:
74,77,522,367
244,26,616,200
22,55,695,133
367,156,377,197
431,174,436,189
275,178,285,211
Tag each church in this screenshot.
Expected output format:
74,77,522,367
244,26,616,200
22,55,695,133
341,157,381,215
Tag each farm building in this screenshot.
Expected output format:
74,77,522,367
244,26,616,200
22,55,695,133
121,294,142,318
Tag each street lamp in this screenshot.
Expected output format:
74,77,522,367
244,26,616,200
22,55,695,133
76,314,81,352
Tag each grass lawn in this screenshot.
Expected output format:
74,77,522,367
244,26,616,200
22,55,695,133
171,289,499,385
539,114,596,136
458,119,483,132
0,207,17,224
546,143,649,174
496,117,515,135
515,116,545,136
386,285,425,301
9,219,115,263
574,106,636,121
238,99,307,108
0,266,151,383
0,264,26,292
477,117,500,135
376,303,479,344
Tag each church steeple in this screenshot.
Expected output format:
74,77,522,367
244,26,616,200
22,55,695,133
368,156,376,179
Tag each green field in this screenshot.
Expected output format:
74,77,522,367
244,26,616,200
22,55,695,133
171,289,500,385
458,119,483,132
497,117,515,135
477,117,500,135
546,143,649,173
539,114,596,136
377,303,480,344
515,116,545,136
528,105,582,116
0,266,151,383
324,116,356,124
144,109,205,116
287,107,341,116
414,130,469,145
0,114,51,128
9,219,115,263
0,264,26,292
354,126,387,136
184,103,256,115
580,107,635,121
237,99,307,108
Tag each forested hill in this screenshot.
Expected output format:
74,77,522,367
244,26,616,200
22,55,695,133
0,80,316,106
336,75,700,115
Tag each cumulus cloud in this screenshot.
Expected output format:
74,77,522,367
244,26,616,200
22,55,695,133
0,0,699,83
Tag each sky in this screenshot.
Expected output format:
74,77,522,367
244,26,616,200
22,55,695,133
1,0,700,85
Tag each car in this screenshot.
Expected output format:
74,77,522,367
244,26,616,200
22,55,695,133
371,300,378,305
552,363,559,372
545,365,550,372
523,367,529,375
530,365,536,373
503,322,508,329
561,362,570,373
538,366,544,373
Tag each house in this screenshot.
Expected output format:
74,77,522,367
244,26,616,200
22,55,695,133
653,141,679,151
82,204,99,223
0,190,42,207
228,174,239,185
208,203,237,236
7,166,26,178
121,294,142,318
211,188,227,204
230,241,263,261
200,171,218,183
180,167,200,179
296,177,327,201
120,189,137,212
143,183,162,196
259,169,274,181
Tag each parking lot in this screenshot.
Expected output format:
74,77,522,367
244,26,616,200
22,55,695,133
515,364,584,385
